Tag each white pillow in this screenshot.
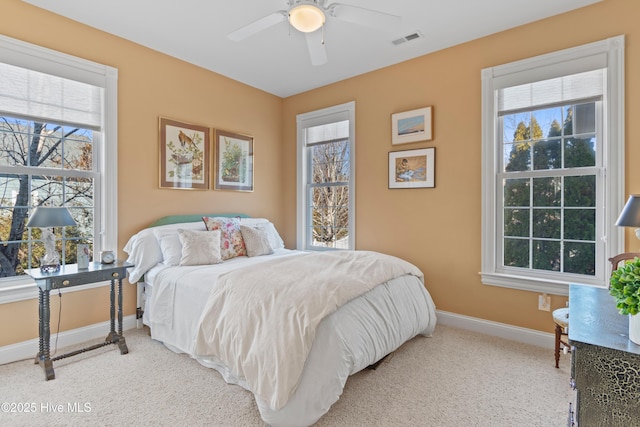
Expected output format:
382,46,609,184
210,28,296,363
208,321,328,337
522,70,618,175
240,225,273,257
178,229,222,266
155,229,182,266
154,222,206,266
123,228,163,283
123,221,208,282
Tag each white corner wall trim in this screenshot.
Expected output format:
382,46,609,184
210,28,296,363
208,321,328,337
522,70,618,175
436,309,555,350
0,315,137,366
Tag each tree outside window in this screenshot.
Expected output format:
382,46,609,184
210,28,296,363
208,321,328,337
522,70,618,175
310,139,350,248
502,102,596,277
297,101,355,251
0,117,94,277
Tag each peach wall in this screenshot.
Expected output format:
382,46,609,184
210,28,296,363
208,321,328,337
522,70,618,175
282,0,640,332
0,0,284,346
1,0,638,348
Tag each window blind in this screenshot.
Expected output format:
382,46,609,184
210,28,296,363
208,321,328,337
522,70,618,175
0,62,103,129
498,69,604,116
305,120,349,146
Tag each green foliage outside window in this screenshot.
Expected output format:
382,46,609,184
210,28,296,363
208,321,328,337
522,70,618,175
503,103,596,276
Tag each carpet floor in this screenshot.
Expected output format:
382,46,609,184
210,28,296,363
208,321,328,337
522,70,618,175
0,324,571,426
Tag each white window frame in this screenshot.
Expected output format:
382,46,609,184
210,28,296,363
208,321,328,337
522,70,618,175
0,35,118,303
296,101,356,250
481,36,625,296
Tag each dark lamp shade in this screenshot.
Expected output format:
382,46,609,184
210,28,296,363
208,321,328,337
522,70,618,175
26,207,77,228
615,195,640,227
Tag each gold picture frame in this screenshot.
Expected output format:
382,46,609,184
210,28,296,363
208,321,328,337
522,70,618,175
159,117,210,190
214,129,254,192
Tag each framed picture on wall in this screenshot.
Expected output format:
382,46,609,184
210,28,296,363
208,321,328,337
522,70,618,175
391,106,433,145
159,117,210,190
214,129,254,192
388,148,435,189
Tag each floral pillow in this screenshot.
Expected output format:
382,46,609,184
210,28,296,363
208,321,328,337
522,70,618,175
202,216,247,260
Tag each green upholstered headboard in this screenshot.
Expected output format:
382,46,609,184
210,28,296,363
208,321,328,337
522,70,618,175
148,213,249,228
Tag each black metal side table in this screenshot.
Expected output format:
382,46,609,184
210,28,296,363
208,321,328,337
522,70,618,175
27,260,134,380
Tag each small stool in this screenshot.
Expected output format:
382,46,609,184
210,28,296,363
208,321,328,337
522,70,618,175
552,307,570,368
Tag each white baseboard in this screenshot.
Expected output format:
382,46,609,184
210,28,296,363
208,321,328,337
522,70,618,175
436,310,555,349
0,315,137,366
1,311,554,365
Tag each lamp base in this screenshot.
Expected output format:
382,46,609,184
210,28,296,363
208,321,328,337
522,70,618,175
40,228,61,273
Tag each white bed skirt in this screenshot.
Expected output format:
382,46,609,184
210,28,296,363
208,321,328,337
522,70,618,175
143,272,436,426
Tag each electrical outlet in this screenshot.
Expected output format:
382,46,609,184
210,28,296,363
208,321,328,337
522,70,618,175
538,294,551,311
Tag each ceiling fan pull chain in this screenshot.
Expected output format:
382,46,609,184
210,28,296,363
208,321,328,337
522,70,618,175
321,24,325,45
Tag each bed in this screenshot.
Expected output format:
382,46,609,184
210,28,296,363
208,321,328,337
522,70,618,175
124,214,437,426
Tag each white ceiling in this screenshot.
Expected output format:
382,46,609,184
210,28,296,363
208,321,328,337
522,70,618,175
23,0,600,98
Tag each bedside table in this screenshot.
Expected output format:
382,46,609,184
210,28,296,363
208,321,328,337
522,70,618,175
27,260,134,380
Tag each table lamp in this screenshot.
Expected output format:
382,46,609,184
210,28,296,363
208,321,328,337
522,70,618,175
616,195,640,241
27,207,77,272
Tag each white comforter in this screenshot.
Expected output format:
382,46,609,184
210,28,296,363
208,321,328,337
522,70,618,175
194,251,423,410
146,249,436,426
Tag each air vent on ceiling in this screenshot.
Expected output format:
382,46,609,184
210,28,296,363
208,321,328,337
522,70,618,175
392,31,424,46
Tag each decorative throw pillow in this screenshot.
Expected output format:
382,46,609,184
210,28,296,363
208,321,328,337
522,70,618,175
202,216,247,260
239,218,285,250
177,229,222,266
240,225,273,257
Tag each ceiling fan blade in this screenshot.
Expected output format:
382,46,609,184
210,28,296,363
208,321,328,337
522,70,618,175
329,3,401,30
306,31,327,66
227,11,287,41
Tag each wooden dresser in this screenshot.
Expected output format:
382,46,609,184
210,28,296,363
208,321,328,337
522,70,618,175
568,284,640,426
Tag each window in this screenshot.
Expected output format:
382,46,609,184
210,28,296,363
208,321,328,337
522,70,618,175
0,118,96,273
481,36,625,295
0,35,118,302
296,101,355,250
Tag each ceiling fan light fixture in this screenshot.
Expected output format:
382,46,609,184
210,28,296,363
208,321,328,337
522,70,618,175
289,3,325,33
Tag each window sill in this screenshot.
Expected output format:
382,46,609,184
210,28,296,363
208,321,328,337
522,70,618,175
480,272,606,296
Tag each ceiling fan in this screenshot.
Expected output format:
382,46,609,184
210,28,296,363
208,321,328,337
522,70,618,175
227,0,401,66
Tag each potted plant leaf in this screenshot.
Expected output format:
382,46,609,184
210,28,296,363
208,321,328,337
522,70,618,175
609,257,640,345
